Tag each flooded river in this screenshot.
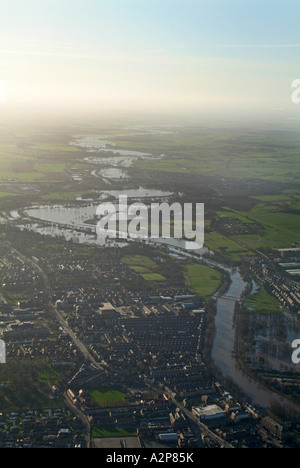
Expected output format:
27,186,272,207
211,264,300,411
8,129,300,411
15,200,300,410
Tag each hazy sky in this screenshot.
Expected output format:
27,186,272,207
0,0,299,115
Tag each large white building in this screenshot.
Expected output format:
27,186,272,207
192,405,225,421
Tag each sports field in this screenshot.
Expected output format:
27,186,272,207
184,264,223,299
88,388,127,407
91,426,136,438
122,255,166,282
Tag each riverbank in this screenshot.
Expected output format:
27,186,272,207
209,261,300,415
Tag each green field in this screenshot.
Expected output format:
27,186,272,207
141,272,166,282
0,139,78,184
125,128,300,257
40,190,82,202
89,388,127,407
245,283,283,314
205,231,252,262
0,122,299,260
211,188,300,255
130,130,300,183
91,425,136,438
0,289,31,305
184,263,223,299
0,192,17,198
232,200,300,250
34,163,69,173
31,143,80,153
122,255,166,282
108,130,300,259
0,360,63,411
216,209,255,224
122,255,157,269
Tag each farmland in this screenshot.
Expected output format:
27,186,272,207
205,231,252,262
230,199,300,250
132,128,300,183
0,121,299,259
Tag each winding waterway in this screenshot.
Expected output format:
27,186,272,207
211,264,300,411
8,128,300,412
13,201,300,410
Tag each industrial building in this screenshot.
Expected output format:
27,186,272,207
192,405,225,422
159,433,179,442
278,248,300,258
